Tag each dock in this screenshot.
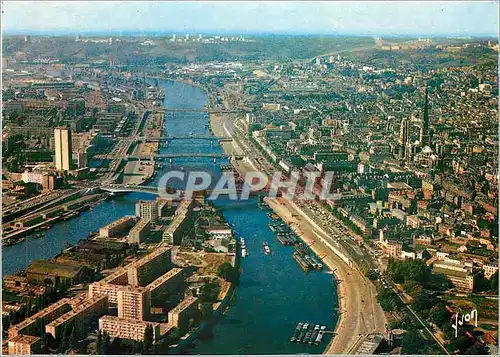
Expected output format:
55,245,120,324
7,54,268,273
292,245,323,271
290,322,330,345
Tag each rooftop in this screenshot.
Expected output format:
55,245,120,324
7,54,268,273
27,260,83,278
169,297,198,314
8,334,41,345
46,295,107,329
146,268,183,291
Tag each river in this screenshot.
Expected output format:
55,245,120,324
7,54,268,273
2,79,337,354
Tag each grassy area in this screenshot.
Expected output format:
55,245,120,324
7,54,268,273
444,294,499,321
480,324,497,331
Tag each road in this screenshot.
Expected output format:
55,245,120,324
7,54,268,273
385,278,450,355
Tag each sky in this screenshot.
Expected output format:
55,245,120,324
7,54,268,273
2,1,499,36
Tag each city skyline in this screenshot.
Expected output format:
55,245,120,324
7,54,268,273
2,1,499,36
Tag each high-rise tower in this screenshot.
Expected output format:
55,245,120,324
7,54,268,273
419,87,430,147
54,127,72,171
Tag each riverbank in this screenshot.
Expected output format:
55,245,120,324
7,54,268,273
209,111,387,353
267,197,386,354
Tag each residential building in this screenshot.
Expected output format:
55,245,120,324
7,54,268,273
117,286,151,321
99,216,136,238
54,127,72,171
99,316,160,342
167,297,199,330
127,246,172,287
128,219,151,244
136,201,158,223
45,295,108,339
8,335,42,355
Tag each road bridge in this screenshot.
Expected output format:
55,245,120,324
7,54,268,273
128,152,229,160
143,136,233,142
100,184,266,197
164,108,240,114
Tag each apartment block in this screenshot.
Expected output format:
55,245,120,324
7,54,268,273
146,268,184,305
157,199,172,218
8,298,72,339
99,315,160,342
8,335,42,355
127,246,172,287
162,200,193,245
45,295,108,339
129,219,151,244
99,216,136,238
117,286,151,321
89,282,122,304
54,127,72,171
168,297,199,331
88,268,128,304
136,200,158,223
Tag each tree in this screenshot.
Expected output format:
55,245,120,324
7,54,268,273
96,331,103,355
143,324,154,354
103,331,110,355
490,271,498,293
127,243,139,256
217,262,238,283
199,282,220,303
67,326,76,351
448,335,473,354
200,302,213,319
401,328,427,354
429,304,452,327
464,343,489,355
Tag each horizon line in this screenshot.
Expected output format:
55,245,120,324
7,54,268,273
3,29,498,39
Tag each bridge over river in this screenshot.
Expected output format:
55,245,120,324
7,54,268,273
100,184,264,197
95,152,244,160
140,136,233,143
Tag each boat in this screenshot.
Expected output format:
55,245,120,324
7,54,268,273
241,248,247,257
309,325,321,344
303,324,314,344
315,326,327,345
297,323,309,343
263,242,271,255
291,322,303,342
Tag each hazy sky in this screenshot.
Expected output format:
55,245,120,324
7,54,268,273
3,1,499,36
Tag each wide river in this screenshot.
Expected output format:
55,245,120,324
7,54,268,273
2,80,338,354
